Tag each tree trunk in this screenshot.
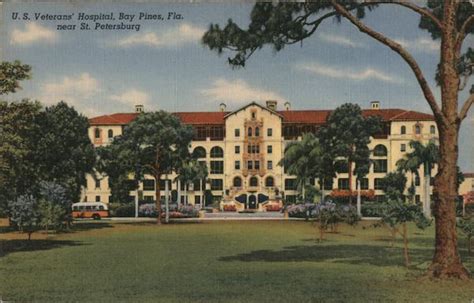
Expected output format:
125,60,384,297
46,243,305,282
348,160,353,205
427,1,470,279
155,174,162,225
402,223,410,268
423,165,432,218
429,120,469,278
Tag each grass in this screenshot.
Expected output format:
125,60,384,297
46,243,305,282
1,220,473,302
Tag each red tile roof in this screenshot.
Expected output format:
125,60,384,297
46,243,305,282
89,108,434,126
464,173,474,179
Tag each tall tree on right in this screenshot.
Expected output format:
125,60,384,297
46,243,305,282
202,1,473,279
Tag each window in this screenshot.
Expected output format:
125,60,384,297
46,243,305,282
373,159,388,173
267,145,272,154
210,161,224,174
267,128,273,137
265,176,274,187
210,146,224,158
235,146,240,154
254,161,260,170
430,177,434,186
95,179,100,189
430,125,436,134
235,128,240,137
235,161,240,170
251,112,256,119
210,126,224,139
401,143,406,152
193,180,202,191
249,176,258,187
247,161,253,170
248,127,252,137
233,177,242,187
401,125,406,135
321,179,333,190
193,147,206,158
159,180,172,190
359,178,369,190
108,129,113,138
255,127,260,137
373,144,388,157
195,196,201,205
267,161,273,170
285,179,297,190
415,176,420,186
210,179,223,191
248,145,252,154
374,178,384,190
415,124,421,134
144,196,154,202
338,178,349,190
94,128,100,138
143,179,155,191
95,195,101,202
415,195,420,204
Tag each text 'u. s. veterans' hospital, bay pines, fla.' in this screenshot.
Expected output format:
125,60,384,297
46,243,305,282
81,100,474,212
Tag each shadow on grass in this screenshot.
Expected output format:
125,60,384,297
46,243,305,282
219,244,433,267
69,222,114,232
0,239,87,257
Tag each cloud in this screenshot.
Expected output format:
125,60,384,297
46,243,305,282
296,62,402,84
319,32,365,48
200,79,287,105
110,89,150,106
395,37,440,53
10,22,57,45
40,73,100,106
113,23,205,48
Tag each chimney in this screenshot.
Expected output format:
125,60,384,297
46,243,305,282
284,101,291,111
135,104,144,113
219,102,227,112
266,100,278,111
370,101,380,110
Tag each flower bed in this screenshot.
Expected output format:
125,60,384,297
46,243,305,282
223,204,237,212
265,204,281,212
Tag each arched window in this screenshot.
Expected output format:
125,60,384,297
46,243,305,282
94,128,101,139
108,129,113,138
415,124,421,134
248,127,252,137
233,177,242,187
249,176,258,187
401,125,406,135
265,176,274,187
193,146,206,158
373,144,388,157
430,125,436,134
255,127,260,137
210,146,224,158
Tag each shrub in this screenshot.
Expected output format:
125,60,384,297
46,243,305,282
265,204,281,212
113,203,135,217
139,203,157,217
179,205,199,218
457,217,474,254
8,195,40,240
223,204,237,212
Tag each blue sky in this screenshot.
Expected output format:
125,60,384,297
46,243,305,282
1,2,472,171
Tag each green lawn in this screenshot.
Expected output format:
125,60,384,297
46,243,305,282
1,220,473,302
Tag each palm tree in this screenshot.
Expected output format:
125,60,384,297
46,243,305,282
176,160,208,206
278,133,323,202
397,140,439,218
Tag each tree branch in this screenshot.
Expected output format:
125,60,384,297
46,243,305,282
459,94,474,121
330,0,448,127
365,0,443,30
456,15,474,56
